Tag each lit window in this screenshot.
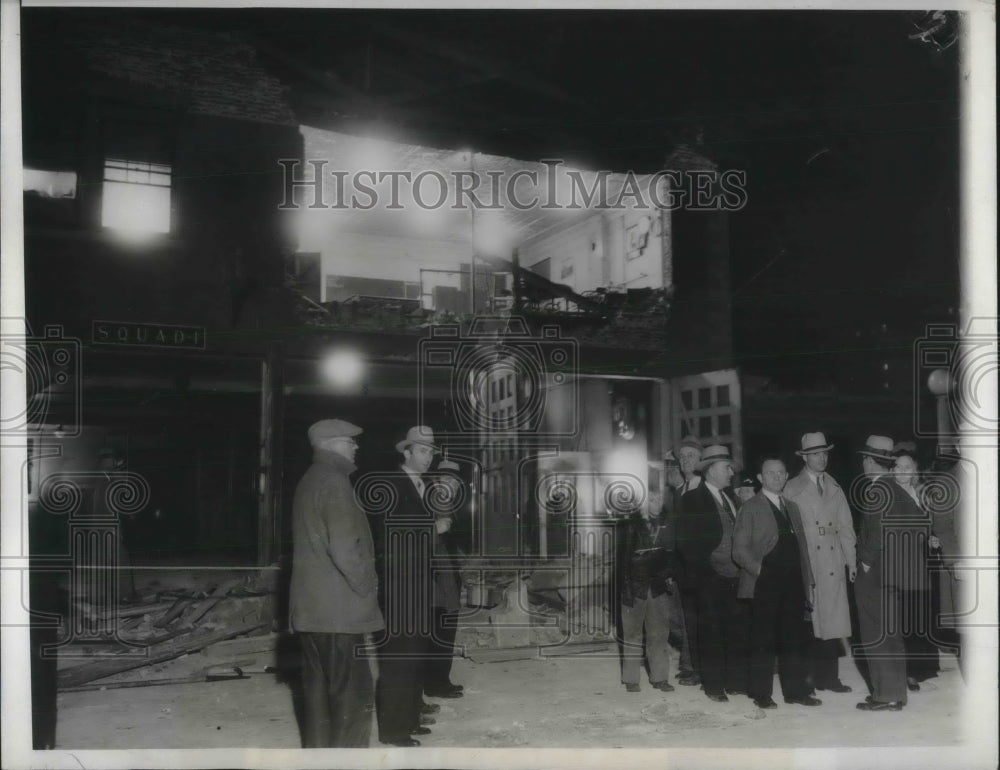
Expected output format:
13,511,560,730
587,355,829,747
24,168,77,198
101,158,171,234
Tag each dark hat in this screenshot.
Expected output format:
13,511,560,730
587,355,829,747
395,425,439,454
663,450,680,468
733,472,757,490
891,440,918,458
858,435,895,461
308,419,362,446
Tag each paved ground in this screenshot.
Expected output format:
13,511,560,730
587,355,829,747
55,647,965,751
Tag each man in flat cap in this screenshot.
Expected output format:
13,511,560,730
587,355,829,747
676,444,749,702
289,419,383,748
371,426,439,747
784,432,857,694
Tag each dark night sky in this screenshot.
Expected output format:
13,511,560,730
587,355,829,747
24,7,962,391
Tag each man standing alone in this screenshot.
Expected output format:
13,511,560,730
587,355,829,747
289,419,383,748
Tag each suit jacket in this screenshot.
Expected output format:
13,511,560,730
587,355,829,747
856,476,929,591
617,512,676,604
676,482,739,581
368,468,435,636
731,492,814,600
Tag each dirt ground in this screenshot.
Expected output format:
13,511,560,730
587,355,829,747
54,645,966,752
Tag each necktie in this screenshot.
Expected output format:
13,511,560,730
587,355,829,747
780,498,794,531
721,491,736,520
816,475,824,497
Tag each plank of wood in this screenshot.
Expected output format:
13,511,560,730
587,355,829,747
154,597,195,628
56,621,268,690
465,640,614,663
179,577,244,626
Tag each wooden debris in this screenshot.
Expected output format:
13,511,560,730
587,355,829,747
56,621,268,690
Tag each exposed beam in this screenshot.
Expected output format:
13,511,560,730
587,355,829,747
367,22,585,107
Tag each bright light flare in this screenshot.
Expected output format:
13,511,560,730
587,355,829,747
320,348,365,390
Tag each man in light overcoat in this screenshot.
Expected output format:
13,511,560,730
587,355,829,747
783,432,857,693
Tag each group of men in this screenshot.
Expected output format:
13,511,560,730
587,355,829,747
622,431,958,713
289,415,959,748
288,420,464,748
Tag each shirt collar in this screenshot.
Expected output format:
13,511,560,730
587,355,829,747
806,469,822,483
401,465,423,488
313,449,356,474
762,489,783,508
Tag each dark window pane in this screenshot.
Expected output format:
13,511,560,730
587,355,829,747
681,390,693,411
698,388,712,409
699,416,712,436
718,414,732,436
681,422,692,438
716,385,730,407
491,380,497,402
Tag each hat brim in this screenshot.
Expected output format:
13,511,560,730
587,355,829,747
396,439,439,453
796,444,834,455
858,448,894,461
695,457,736,472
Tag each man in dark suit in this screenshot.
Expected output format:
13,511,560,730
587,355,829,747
676,444,749,702
422,459,465,700
371,425,438,746
732,456,821,709
661,451,696,685
854,434,922,712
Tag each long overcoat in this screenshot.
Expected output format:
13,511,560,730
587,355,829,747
289,449,384,634
783,468,856,639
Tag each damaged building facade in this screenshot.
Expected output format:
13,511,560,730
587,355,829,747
19,13,743,729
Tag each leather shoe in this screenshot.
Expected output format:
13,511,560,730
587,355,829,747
652,681,675,693
677,672,701,686
419,715,436,726
420,702,441,715
381,737,420,747
625,683,641,693
856,699,904,711
726,687,747,696
906,678,921,692
705,692,729,703
753,696,778,709
425,685,463,699
784,695,822,706
410,726,432,736
817,681,852,693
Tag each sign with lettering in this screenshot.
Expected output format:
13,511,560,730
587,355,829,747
92,321,206,350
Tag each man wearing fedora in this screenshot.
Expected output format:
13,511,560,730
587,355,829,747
854,435,910,711
676,444,749,702
289,419,383,748
733,456,820,709
371,425,439,746
784,432,857,694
